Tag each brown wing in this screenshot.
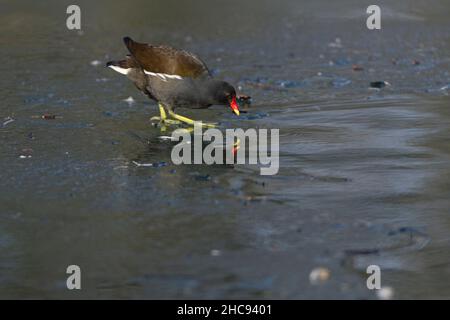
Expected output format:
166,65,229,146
123,37,211,78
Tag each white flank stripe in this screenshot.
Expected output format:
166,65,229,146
144,70,183,81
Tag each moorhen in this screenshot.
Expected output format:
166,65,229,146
107,37,241,127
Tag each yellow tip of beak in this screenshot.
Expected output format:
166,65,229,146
233,109,240,116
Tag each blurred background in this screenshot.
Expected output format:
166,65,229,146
1,0,450,299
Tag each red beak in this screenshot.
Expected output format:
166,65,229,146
230,96,240,116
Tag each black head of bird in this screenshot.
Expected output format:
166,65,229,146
205,80,240,116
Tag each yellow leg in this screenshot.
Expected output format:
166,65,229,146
168,110,217,128
159,103,167,120
151,103,181,125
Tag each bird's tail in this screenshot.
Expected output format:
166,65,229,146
106,54,138,69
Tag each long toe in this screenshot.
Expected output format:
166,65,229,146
150,116,181,125
199,121,218,128
163,119,183,125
